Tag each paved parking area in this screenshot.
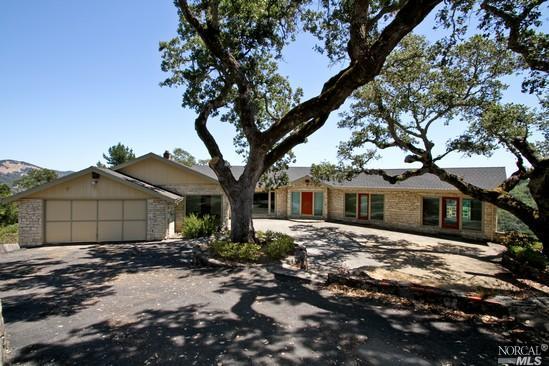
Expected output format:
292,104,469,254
0,241,515,365
254,219,526,296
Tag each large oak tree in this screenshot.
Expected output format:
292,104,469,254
312,1,549,254
160,0,442,242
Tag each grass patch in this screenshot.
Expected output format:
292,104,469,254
210,230,295,262
181,214,218,239
0,224,18,244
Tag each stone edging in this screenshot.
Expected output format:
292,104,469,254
196,251,512,317
325,273,510,317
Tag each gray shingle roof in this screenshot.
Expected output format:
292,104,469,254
190,165,506,191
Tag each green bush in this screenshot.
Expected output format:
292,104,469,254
182,214,218,238
209,231,296,262
263,232,295,260
210,241,262,262
508,244,547,271
0,224,18,244
500,231,536,248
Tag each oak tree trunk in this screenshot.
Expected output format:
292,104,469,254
227,183,256,243
527,163,549,256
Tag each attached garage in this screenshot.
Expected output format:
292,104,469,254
44,199,147,243
6,166,182,246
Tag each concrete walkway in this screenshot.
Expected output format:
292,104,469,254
254,219,540,297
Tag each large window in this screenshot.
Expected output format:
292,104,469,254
358,194,369,219
422,197,440,226
186,195,222,219
252,192,269,215
270,191,276,214
291,192,300,215
345,193,357,217
371,194,384,220
314,192,323,216
462,199,482,231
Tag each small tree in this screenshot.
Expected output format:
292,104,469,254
14,169,58,191
101,143,136,168
160,0,442,242
0,184,17,225
172,148,198,167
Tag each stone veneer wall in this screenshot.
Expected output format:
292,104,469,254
326,187,497,240
18,199,43,247
147,199,174,240
275,187,288,217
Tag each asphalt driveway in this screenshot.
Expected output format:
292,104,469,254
0,241,521,365
254,219,527,296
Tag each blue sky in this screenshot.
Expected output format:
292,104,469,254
0,1,544,175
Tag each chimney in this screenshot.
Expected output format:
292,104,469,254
163,150,171,160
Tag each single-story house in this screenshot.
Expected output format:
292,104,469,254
5,152,506,247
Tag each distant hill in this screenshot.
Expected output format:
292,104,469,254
0,159,72,187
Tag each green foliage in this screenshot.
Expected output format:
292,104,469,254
210,230,295,262
101,143,136,168
210,241,263,262
181,214,218,238
0,224,18,244
497,181,536,235
507,244,547,271
500,230,536,248
502,229,545,271
0,183,17,225
172,148,197,167
14,169,58,191
261,231,295,260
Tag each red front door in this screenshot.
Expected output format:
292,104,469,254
442,197,460,229
301,192,313,215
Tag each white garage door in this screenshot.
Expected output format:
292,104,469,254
45,200,147,243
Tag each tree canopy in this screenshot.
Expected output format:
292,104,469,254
0,183,17,226
160,0,442,242
311,2,549,253
14,169,58,192
100,143,136,168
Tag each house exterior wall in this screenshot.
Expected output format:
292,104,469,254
147,199,175,240
325,187,497,240
118,158,214,186
18,199,43,247
27,173,151,200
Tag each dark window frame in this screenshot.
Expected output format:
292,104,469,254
422,197,440,226
370,194,384,221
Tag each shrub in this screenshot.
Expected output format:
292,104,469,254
500,231,536,248
263,232,295,260
210,240,262,262
0,224,18,244
182,214,218,238
508,244,547,271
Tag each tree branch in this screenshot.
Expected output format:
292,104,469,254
194,83,237,187
263,0,442,145
177,0,261,142
481,0,548,73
